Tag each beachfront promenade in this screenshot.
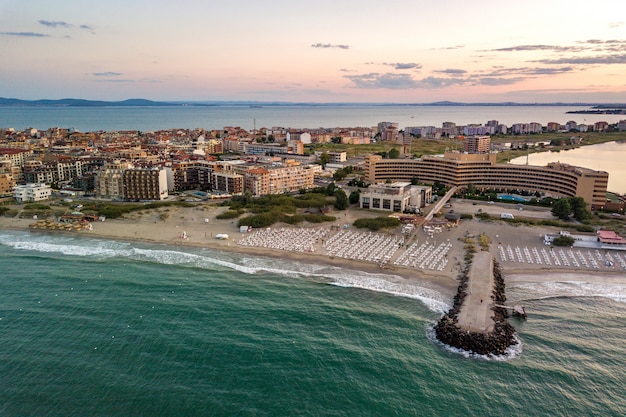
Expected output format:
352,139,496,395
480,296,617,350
456,252,495,334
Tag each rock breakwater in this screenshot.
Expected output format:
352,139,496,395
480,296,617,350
435,255,518,356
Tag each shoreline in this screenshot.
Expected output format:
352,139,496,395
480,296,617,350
1,204,624,305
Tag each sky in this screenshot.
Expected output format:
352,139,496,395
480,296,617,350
1,0,626,103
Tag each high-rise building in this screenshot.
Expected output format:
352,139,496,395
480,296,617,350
463,136,491,154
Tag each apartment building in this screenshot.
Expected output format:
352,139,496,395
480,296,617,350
94,161,134,200
122,167,169,201
463,136,491,154
0,148,33,167
14,183,52,203
23,160,86,185
0,173,15,196
171,160,212,191
242,161,314,196
211,171,244,194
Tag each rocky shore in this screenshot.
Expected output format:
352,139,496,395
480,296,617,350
434,257,518,356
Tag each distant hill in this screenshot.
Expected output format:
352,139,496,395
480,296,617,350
0,98,202,107
2,97,624,108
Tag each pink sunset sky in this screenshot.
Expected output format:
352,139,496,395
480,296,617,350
1,0,625,103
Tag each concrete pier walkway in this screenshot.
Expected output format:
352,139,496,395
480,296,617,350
456,251,495,333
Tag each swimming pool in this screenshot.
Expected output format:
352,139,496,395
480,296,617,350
497,194,526,203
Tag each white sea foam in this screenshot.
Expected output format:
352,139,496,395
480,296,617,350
1,231,450,312
326,272,451,314
512,280,626,304
239,256,451,313
0,232,129,258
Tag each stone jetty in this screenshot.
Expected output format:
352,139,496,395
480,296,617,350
434,251,517,356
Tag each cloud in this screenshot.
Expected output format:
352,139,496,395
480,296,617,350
418,76,470,88
38,19,72,28
311,43,349,50
344,73,420,89
433,68,467,75
533,54,626,65
93,72,123,77
92,79,136,83
431,45,464,50
481,66,575,76
388,62,422,70
475,77,526,86
0,31,49,37
345,71,531,89
490,44,584,53
366,62,422,70
80,24,93,30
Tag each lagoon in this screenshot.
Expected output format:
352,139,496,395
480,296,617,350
509,141,626,195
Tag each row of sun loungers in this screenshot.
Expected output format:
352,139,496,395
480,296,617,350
498,245,626,270
238,227,329,252
323,230,404,264
393,240,452,271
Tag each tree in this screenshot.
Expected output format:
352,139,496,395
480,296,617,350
325,182,337,196
333,168,347,181
334,188,348,210
570,196,591,221
349,190,360,205
551,198,572,220
319,152,330,167
388,148,400,159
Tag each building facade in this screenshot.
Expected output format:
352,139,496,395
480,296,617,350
122,168,169,201
14,183,52,203
463,136,491,154
364,153,608,209
359,182,432,212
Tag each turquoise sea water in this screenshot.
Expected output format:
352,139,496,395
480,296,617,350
1,230,625,416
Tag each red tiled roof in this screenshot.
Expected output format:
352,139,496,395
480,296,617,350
597,230,626,244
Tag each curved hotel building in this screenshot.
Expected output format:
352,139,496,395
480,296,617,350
364,153,608,209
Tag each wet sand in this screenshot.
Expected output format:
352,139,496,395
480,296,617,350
1,201,623,302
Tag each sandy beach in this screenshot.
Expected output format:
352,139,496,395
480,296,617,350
1,200,624,303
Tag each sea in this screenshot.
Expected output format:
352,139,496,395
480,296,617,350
1,230,625,417
2,104,626,132
1,105,626,416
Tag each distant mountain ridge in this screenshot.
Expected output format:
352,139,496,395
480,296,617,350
1,97,625,108
0,98,199,107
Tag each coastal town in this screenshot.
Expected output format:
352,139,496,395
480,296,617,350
1,117,626,203
1,117,626,355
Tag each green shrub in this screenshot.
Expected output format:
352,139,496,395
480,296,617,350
238,212,279,228
353,217,401,231
475,212,491,221
552,235,575,246
24,203,51,210
216,209,244,220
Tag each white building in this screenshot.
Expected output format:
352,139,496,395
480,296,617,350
14,183,52,203
359,182,432,212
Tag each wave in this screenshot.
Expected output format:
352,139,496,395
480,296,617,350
0,231,450,312
426,324,524,361
511,280,626,304
323,271,451,314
